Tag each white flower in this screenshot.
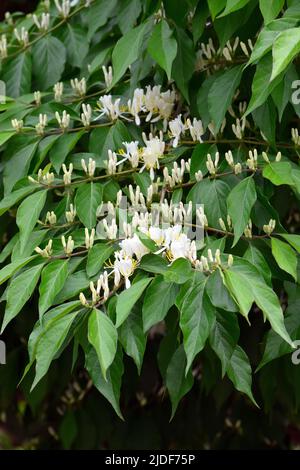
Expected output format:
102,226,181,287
186,118,204,142
169,233,192,261
98,95,122,121
122,141,140,168
102,65,113,88
148,226,164,245
169,114,186,147
127,88,145,125
141,132,165,179
120,234,150,260
114,251,136,288
144,85,162,121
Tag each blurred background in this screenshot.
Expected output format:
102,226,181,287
0,1,39,19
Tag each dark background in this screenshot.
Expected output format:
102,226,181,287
0,1,39,19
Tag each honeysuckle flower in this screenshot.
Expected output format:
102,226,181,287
85,228,95,249
62,163,73,185
127,88,144,125
103,218,118,239
114,251,137,288
54,0,71,19
65,204,76,223
263,219,276,236
35,239,53,258
33,12,50,31
0,34,7,59
56,110,70,130
102,65,113,89
120,233,150,260
71,77,86,97
81,157,96,177
54,82,64,101
168,232,192,261
14,27,29,46
121,141,140,168
98,95,122,121
36,113,47,135
11,119,23,132
169,114,185,147
141,132,165,179
186,118,204,142
45,211,57,225
61,235,74,255
144,85,162,122
81,103,92,127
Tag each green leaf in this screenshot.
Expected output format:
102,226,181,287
32,36,66,90
0,186,36,217
115,277,151,328
142,276,179,332
1,264,44,333
244,244,272,286
16,190,47,253
271,28,300,81
190,143,216,177
207,0,226,19
75,182,103,229
0,256,37,287
166,345,194,420
54,270,90,304
226,345,257,405
259,0,284,24
258,291,300,370
178,279,215,372
39,260,69,319
271,238,298,281
209,310,240,376
88,309,118,380
280,234,300,253
50,132,84,173
224,258,293,346
227,176,257,246
208,65,243,133
111,22,149,86
206,269,238,311
119,309,146,374
139,254,169,274
188,179,230,227
85,344,124,419
246,54,282,116
87,0,117,40
86,243,114,277
3,52,32,98
0,131,15,147
263,161,295,186
118,0,142,34
61,24,89,68
172,27,195,102
248,17,298,65
3,141,39,195
31,311,78,390
218,0,250,17
163,258,194,284
148,19,177,80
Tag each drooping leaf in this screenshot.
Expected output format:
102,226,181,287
147,19,177,80
75,182,103,229
1,264,44,333
271,237,298,281
227,176,257,246
88,309,118,379
226,345,258,405
16,190,47,253
32,36,66,90
39,259,69,319
115,277,151,328
142,276,179,332
166,345,194,420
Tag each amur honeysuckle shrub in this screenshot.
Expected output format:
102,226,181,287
1,0,300,424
